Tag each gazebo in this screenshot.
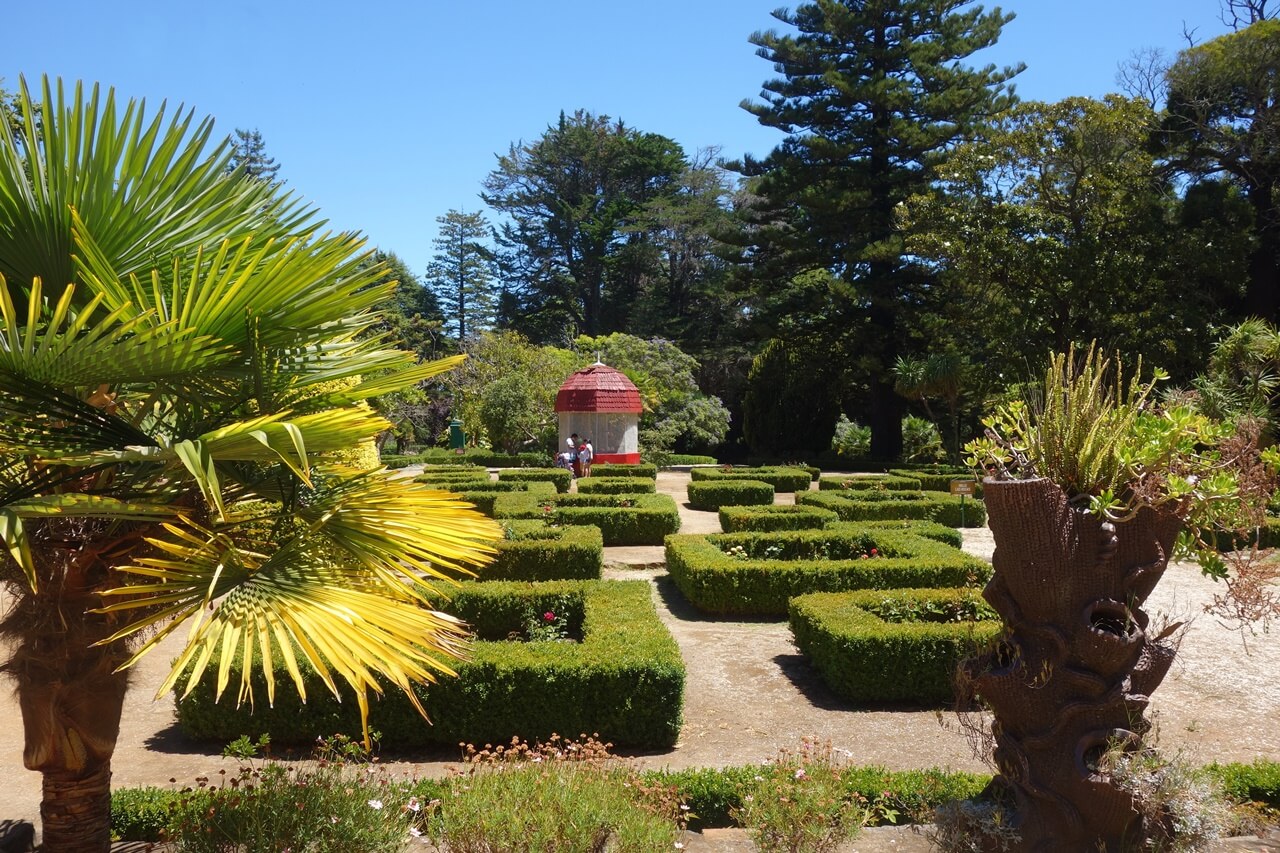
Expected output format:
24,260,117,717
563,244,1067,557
554,361,643,464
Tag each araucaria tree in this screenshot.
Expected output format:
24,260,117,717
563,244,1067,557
737,0,1021,459
0,77,498,852
426,209,497,343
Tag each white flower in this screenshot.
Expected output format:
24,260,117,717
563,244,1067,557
368,799,384,810
794,768,807,780
329,816,339,825
674,844,685,850
409,827,423,838
406,796,421,813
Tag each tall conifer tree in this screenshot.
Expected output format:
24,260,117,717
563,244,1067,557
737,0,1020,459
426,209,497,343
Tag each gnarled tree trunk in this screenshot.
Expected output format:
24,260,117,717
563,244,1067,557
956,477,1180,851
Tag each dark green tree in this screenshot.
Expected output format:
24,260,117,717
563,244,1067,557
426,209,497,343
1160,19,1280,320
227,127,280,183
735,0,1021,460
483,110,687,340
741,338,842,457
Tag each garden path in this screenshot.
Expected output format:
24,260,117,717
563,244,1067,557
0,468,1278,851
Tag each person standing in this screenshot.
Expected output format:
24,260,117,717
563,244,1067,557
581,438,594,477
569,433,581,478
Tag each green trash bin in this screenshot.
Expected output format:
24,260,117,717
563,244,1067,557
448,419,465,450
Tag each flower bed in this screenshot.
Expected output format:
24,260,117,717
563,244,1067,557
718,504,841,532
666,528,990,615
493,492,680,545
476,521,604,581
174,580,685,749
789,587,1000,704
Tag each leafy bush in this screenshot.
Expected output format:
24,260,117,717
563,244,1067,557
719,505,841,532
666,528,990,615
665,454,719,465
110,786,175,843
831,414,872,458
476,521,604,581
901,415,946,463
494,492,681,545
589,462,659,478
734,740,868,852
687,479,775,511
691,465,813,493
789,588,1000,704
498,466,574,493
382,449,547,468
426,736,686,852
888,468,981,496
577,476,657,495
175,581,685,749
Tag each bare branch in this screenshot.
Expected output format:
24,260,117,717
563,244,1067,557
1115,47,1170,109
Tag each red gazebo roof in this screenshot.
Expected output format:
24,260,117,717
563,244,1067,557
555,363,643,413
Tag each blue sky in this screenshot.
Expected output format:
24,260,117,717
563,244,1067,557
4,1,1236,277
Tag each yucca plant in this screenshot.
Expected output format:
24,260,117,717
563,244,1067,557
965,343,1265,571
0,76,500,852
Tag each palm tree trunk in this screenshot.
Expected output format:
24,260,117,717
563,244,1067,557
40,764,114,852
10,602,130,853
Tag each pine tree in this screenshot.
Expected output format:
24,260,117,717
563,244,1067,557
737,0,1020,460
426,209,497,343
227,127,280,183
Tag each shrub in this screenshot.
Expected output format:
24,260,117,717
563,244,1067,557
666,528,990,615
665,454,718,465
687,479,775,511
418,482,556,518
789,588,1000,704
412,472,494,487
1207,759,1280,809
382,449,546,468
588,462,659,478
719,505,841,533
175,581,685,749
799,490,987,528
818,474,922,491
498,466,574,493
493,492,681,546
577,476,657,495
691,465,813,493
110,786,176,843
733,739,867,852
889,468,981,496
478,521,603,581
425,736,686,852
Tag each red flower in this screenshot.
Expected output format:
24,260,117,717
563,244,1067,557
543,612,556,622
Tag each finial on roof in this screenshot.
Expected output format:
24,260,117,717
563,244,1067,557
594,351,604,365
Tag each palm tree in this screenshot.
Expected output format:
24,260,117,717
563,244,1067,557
0,77,500,852
893,352,969,463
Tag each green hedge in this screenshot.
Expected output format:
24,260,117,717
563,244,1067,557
493,492,681,545
589,462,659,478
686,479,775,511
798,490,987,528
382,449,546,469
690,466,813,493
666,528,991,615
818,474,922,491
412,473,494,487
577,477,657,495
416,482,556,518
1207,759,1280,807
888,469,981,497
789,588,1000,704
830,520,963,549
499,467,574,494
1210,517,1280,552
664,454,718,466
718,505,841,532
475,521,604,581
175,580,684,749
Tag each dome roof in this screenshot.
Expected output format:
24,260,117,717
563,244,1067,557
554,363,643,413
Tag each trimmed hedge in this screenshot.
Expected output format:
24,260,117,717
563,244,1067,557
416,481,556,518
690,466,813,493
382,449,547,469
719,504,841,533
493,492,681,545
589,462,659,478
686,479,775,511
818,474,922,491
477,521,604,581
499,466,574,494
888,468,981,497
175,580,685,749
831,520,963,549
666,528,991,615
577,476,657,495
789,588,1000,704
1210,517,1280,552
798,490,987,528
412,472,494,487
664,454,718,466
